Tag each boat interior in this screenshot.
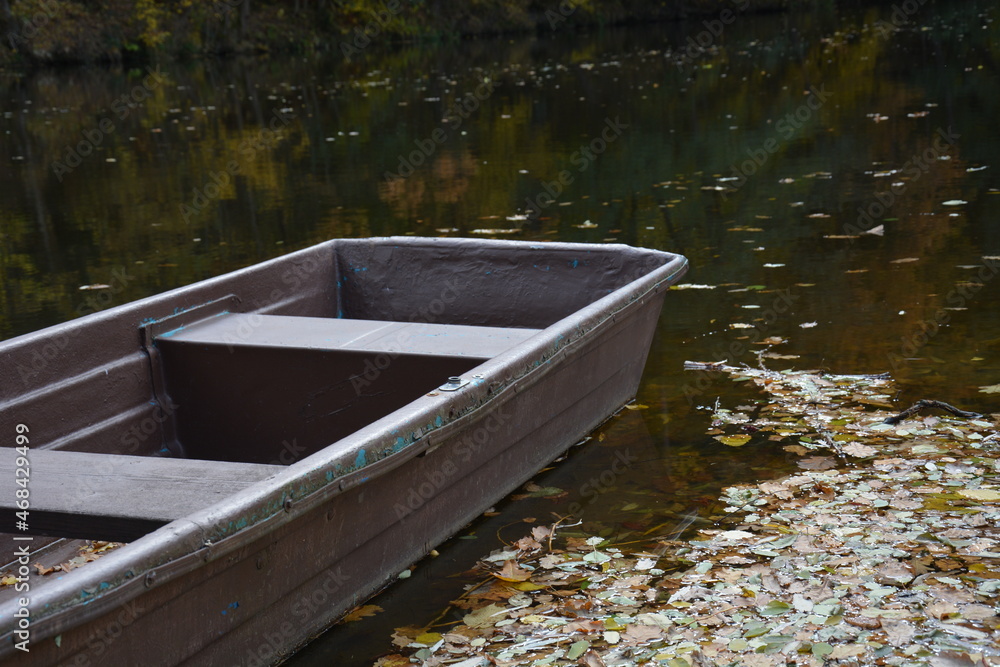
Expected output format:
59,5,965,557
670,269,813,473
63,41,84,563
0,239,674,568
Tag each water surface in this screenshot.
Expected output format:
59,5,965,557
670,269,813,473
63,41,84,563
2,1,999,664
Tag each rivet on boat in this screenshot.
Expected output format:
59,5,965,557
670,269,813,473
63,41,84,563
283,497,293,512
144,571,156,588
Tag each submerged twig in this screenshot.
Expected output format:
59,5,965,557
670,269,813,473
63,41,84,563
683,360,731,371
883,399,982,425
822,433,847,462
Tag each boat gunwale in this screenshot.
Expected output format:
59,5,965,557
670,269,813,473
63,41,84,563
0,237,688,650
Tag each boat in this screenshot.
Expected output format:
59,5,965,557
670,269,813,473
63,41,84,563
0,236,688,664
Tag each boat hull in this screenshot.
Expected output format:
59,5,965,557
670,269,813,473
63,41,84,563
0,237,687,664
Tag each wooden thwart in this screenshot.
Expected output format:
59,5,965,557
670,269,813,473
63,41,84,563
158,313,541,358
0,450,282,542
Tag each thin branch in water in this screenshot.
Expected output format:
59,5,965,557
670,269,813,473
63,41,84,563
883,399,982,425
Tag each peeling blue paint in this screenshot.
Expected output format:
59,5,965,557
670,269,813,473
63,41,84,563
434,415,443,427
354,449,367,468
222,601,239,615
158,325,187,338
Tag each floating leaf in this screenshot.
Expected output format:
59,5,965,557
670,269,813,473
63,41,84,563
566,640,590,659
714,434,752,447
509,581,546,591
760,600,792,615
413,632,442,645
463,604,506,628
956,489,1000,502
812,642,834,657
798,456,836,470
582,550,611,564
843,442,878,457
493,560,532,582
342,604,382,622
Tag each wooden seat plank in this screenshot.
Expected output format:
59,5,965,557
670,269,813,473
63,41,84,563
160,314,541,358
0,449,282,542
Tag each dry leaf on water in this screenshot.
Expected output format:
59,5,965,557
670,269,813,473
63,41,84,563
493,560,532,582
341,604,382,622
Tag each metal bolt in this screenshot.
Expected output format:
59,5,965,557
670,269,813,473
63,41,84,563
144,570,157,588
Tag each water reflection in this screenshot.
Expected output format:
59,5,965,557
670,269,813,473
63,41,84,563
2,1,999,663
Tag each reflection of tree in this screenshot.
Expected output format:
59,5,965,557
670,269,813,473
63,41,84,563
1,6,997,346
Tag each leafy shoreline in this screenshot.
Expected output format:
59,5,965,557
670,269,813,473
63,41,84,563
376,367,1000,666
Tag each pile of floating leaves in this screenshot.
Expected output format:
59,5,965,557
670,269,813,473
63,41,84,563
378,366,1000,667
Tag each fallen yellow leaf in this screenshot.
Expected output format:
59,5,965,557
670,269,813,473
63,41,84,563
957,488,1000,502
414,632,442,645
342,604,383,622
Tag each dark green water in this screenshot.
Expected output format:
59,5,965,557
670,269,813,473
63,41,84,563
2,1,999,664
